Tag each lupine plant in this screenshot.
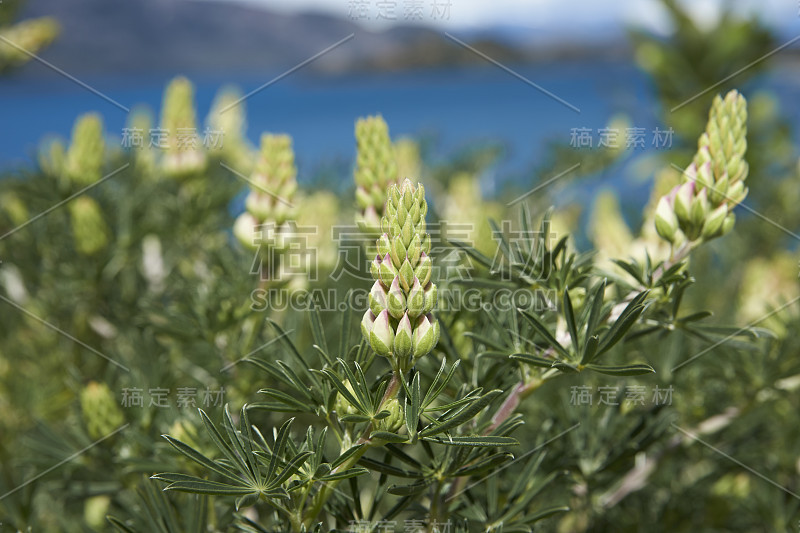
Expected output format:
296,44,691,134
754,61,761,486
129,86,792,532
2,16,800,529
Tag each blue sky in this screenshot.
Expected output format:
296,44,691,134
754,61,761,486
215,0,796,35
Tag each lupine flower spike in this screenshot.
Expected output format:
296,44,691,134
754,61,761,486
361,179,439,372
655,90,748,246
63,113,105,187
160,76,207,178
354,115,398,232
234,134,298,281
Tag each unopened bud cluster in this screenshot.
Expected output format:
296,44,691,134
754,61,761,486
160,77,207,177
0,17,59,70
63,113,105,187
69,197,110,256
354,116,398,231
80,381,124,441
234,134,298,253
361,179,439,371
656,90,748,245
207,87,253,174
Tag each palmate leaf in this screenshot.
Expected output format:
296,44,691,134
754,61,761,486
108,475,209,533
154,408,311,510
160,435,242,483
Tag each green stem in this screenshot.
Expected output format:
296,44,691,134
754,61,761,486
302,371,403,528
428,480,444,533
302,442,370,528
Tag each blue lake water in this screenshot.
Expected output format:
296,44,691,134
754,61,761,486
1,60,797,209
0,61,652,169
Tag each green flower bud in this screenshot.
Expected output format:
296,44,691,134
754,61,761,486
721,212,736,236
415,252,432,286
393,314,413,360
412,314,439,360
390,235,405,267
406,279,425,319
369,280,389,317
64,113,105,187
369,309,395,357
370,255,382,281
361,310,376,342
654,195,679,244
673,181,694,223
69,197,110,256
80,381,124,440
334,380,360,416
422,282,438,315
727,180,747,206
376,397,404,433
701,204,728,241
709,172,729,206
695,161,714,190
689,188,709,231
399,259,415,292
387,277,407,319
379,253,399,287
377,234,391,257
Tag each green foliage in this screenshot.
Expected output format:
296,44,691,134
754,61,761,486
2,4,800,531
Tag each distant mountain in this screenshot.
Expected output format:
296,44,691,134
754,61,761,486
16,0,622,77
